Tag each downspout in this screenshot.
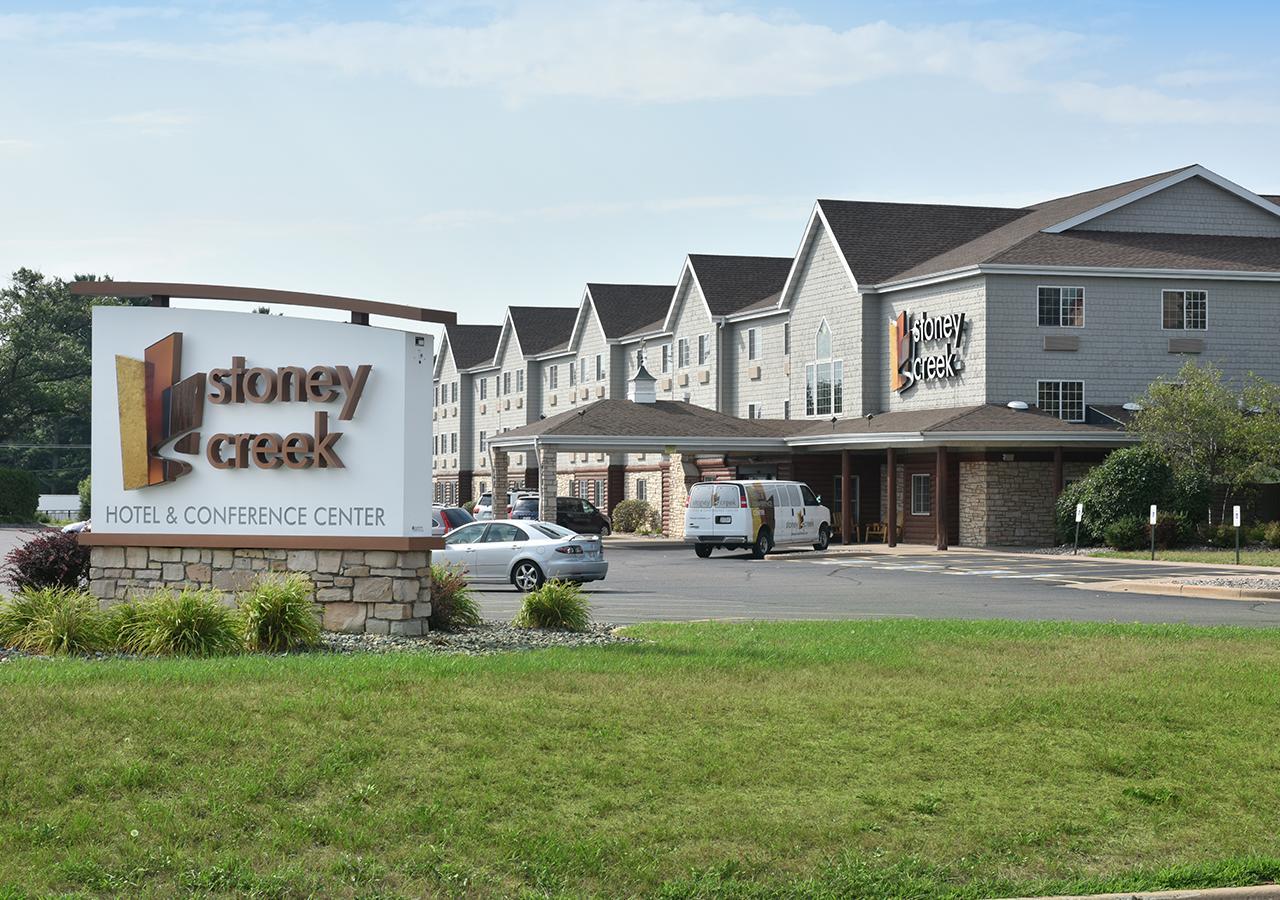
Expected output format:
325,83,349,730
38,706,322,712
714,317,725,413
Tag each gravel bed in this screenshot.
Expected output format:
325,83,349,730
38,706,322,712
1175,574,1280,590
0,621,638,662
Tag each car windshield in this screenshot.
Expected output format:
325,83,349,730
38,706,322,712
446,507,475,524
533,523,574,539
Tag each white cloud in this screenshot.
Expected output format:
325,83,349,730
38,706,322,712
1052,81,1278,125
0,6,171,41
1153,68,1256,89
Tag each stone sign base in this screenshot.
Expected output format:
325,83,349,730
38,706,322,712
87,546,432,635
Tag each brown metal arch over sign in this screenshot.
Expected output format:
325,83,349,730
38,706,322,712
70,281,456,326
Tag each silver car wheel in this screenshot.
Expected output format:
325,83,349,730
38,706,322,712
513,561,543,592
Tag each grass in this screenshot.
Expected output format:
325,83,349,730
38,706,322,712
1092,548,1280,566
3,619,1280,897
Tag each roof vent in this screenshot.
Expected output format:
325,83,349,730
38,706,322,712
1122,402,1141,412
629,346,657,404
1006,400,1029,410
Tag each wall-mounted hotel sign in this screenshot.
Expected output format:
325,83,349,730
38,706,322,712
92,306,432,539
890,310,969,393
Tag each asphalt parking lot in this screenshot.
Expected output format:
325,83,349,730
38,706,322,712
473,539,1280,627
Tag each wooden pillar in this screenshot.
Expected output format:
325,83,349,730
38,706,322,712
1052,446,1064,498
840,450,853,544
886,447,897,547
935,445,949,551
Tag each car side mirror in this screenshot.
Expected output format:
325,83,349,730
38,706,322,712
816,496,822,504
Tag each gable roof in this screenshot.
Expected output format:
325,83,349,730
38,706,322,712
443,323,501,370
493,399,801,441
791,403,1128,440
687,254,794,316
506,306,578,356
986,229,1280,272
584,283,674,339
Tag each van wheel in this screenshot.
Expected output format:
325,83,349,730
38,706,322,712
694,544,713,559
751,528,772,560
814,524,831,552
511,561,545,592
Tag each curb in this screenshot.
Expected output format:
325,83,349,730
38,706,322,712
1076,579,1280,603
1008,885,1280,899
817,544,1280,574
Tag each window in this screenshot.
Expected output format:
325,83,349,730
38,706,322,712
516,370,524,392
911,474,932,516
595,354,603,381
569,362,577,386
479,378,487,400
784,400,791,420
804,321,842,417
1038,287,1085,327
800,484,819,506
450,433,458,453
1163,290,1207,330
783,322,791,356
548,366,558,389
483,523,526,543
479,431,487,452
1038,380,1085,422
451,382,458,403
579,358,588,382
635,479,647,501
747,327,759,361
434,385,439,405
697,334,709,365
503,372,510,395
446,523,486,545
678,337,690,368
747,403,760,419
661,344,671,374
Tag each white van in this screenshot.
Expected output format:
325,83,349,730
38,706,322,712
684,480,832,559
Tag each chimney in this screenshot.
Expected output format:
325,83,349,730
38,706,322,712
629,346,657,404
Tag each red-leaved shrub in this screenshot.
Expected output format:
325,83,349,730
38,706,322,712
2,531,90,591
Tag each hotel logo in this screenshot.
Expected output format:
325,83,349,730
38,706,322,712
890,310,968,393
115,333,207,489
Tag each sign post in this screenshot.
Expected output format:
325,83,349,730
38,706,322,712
1149,504,1158,561
1234,505,1242,565
1073,502,1083,555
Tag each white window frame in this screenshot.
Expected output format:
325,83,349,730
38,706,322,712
747,327,759,361
1037,285,1085,328
635,479,647,501
805,320,843,418
783,400,791,420
911,473,932,516
595,354,603,381
678,337,690,368
783,322,791,356
1037,379,1086,423
747,403,759,419
479,431,487,452
516,370,524,392
548,366,558,389
580,358,587,382
1161,289,1208,331
697,334,709,366
661,344,671,374
503,372,510,395
569,361,577,386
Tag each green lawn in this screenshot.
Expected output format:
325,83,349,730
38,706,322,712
1092,548,1280,566
3,620,1280,898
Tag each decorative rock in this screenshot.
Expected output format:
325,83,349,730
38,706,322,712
212,568,255,591
151,547,181,562
413,601,433,618
322,602,366,633
125,547,148,569
364,617,390,635
186,563,212,582
390,619,425,637
182,548,201,562
161,562,185,582
96,547,126,568
317,550,343,573
398,551,428,568
345,565,371,577
316,587,351,603
365,551,397,568
287,550,318,571
353,577,392,603
373,602,411,621
212,549,234,568
392,579,419,602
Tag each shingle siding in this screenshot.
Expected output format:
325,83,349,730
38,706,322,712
787,225,861,417
1074,176,1280,238
662,276,717,408
728,312,790,418
880,276,988,413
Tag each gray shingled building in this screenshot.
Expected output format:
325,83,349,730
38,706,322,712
436,164,1280,546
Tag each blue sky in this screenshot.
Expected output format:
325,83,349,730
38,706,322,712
3,0,1278,327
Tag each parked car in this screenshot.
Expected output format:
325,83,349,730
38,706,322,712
431,505,475,537
510,496,612,536
61,519,91,534
474,490,528,520
684,480,831,559
434,519,608,591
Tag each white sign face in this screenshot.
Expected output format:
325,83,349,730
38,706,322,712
1149,504,1158,525
1075,503,1083,523
91,307,432,538
1234,505,1242,528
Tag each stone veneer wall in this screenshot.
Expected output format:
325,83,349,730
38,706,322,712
88,546,432,635
958,460,1094,546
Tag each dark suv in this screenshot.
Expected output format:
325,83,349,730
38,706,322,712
510,496,612,536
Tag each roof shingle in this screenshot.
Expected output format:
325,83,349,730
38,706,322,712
443,323,501,370
687,255,794,316
585,284,674,338
507,306,578,356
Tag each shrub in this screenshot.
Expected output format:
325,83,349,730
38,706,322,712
1103,516,1147,551
238,572,321,652
428,563,481,631
1,530,90,591
0,587,109,655
512,579,590,632
77,475,91,520
1265,521,1280,549
1054,447,1177,544
612,499,658,534
0,468,41,523
116,588,242,657
1203,523,1237,548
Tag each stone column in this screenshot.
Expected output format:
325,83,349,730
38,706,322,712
537,443,558,521
492,448,509,514
666,451,698,538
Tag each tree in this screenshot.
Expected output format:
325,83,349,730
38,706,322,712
1130,360,1280,523
0,269,143,491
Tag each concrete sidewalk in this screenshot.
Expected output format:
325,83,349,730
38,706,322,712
1011,886,1280,900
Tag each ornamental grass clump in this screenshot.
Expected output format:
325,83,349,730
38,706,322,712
428,563,481,631
238,572,321,652
512,579,590,632
0,586,110,655
116,587,242,657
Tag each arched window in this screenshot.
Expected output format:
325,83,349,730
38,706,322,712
805,319,843,417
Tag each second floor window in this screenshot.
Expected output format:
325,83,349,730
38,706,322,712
697,334,709,365
661,344,671,373
747,327,759,361
503,372,510,394
479,431,487,451
805,320,842,417
516,370,524,392
595,354,603,380
450,433,458,453
479,378,487,400
1038,286,1084,327
1163,290,1207,330
747,403,760,419
569,362,577,386
579,357,587,382
548,366,558,389
783,322,791,356
1038,379,1085,422
678,338,690,368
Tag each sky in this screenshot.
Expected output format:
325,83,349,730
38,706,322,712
3,0,1279,332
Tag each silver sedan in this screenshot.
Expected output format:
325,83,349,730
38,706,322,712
433,519,608,592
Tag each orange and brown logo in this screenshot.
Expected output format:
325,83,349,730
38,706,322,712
114,333,206,489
